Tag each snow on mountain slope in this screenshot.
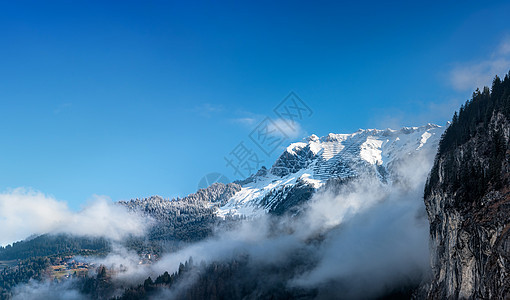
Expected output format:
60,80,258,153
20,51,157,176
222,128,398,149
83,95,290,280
217,123,445,218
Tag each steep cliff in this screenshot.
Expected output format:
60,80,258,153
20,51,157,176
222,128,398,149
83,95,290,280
424,73,510,299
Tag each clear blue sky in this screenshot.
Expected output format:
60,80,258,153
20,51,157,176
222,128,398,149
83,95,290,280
1,0,509,210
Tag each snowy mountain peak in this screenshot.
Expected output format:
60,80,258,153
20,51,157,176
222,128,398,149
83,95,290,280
306,134,320,143
217,124,445,218
276,124,442,176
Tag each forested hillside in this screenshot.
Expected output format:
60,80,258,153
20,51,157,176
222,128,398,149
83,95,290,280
426,73,510,203
0,235,110,261
424,71,510,298
118,183,242,243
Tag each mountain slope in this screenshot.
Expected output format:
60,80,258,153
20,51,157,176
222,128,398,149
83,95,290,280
219,123,444,217
424,73,510,299
118,183,241,243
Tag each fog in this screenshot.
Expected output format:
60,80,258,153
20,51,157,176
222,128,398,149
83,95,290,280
8,145,437,299
12,280,87,300
0,189,148,246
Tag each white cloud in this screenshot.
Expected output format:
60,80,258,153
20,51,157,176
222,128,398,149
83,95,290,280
193,103,225,118
8,143,436,298
232,117,257,126
498,37,510,55
0,188,148,246
269,118,304,139
105,145,435,298
372,97,463,130
234,115,306,140
12,280,86,300
450,37,510,91
450,59,509,91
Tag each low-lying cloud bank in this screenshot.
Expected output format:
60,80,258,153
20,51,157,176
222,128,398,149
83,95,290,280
12,280,87,300
144,149,435,298
8,145,437,299
0,188,148,246
61,152,430,298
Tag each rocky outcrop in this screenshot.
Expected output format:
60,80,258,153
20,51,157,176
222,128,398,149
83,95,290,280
220,124,444,217
271,143,317,177
424,78,510,299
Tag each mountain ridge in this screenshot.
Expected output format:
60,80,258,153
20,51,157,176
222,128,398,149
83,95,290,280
217,123,445,218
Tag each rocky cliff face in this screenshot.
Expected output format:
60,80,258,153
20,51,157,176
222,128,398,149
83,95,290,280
424,76,510,299
219,124,444,217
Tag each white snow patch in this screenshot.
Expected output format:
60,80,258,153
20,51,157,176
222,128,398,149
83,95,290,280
360,138,384,165
417,131,432,150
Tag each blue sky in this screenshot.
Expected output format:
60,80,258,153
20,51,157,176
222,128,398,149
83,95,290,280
1,0,510,210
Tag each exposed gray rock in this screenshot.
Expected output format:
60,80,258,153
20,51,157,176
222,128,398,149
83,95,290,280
271,144,316,177
424,112,510,299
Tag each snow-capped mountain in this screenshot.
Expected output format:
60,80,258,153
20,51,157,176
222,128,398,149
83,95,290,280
217,123,445,217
